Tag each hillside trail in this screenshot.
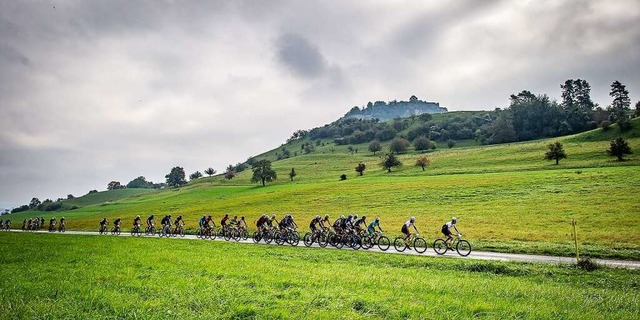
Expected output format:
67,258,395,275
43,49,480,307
7,229,640,269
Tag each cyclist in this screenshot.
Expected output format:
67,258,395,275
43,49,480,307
256,214,269,233
268,214,278,229
401,217,419,246
229,215,239,228
113,218,122,232
133,215,141,229
288,215,298,231
320,214,330,230
333,215,345,233
100,217,108,231
21,219,26,231
441,217,460,248
27,219,33,230
0,219,3,229
49,217,56,231
354,215,367,234
4,219,10,230
199,215,207,229
174,215,183,227
309,215,322,234
59,217,66,229
146,215,155,229
368,216,383,234
40,217,45,229
220,214,229,229
205,215,215,230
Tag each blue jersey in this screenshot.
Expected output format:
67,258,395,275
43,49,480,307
199,217,206,226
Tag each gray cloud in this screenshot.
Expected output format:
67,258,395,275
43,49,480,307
0,0,639,209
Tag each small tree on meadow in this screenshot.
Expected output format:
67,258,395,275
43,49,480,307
381,153,402,173
355,163,366,176
250,159,277,186
224,165,236,180
415,156,430,171
447,139,456,148
165,167,187,187
607,137,632,161
368,140,382,155
289,168,297,181
413,136,430,152
545,141,567,165
189,171,203,181
107,181,124,190
389,137,409,154
204,167,217,176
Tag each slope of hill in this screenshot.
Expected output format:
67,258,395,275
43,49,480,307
7,119,640,259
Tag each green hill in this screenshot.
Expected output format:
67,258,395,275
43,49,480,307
7,119,640,259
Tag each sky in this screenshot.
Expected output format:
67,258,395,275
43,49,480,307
1,0,639,209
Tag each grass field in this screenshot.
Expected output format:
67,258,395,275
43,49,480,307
1,232,638,319
5,120,640,259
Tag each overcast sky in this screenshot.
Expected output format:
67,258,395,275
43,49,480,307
1,0,639,209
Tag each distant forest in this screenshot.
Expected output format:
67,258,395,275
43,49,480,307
289,79,637,146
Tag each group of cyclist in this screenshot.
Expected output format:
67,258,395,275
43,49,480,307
18,216,66,232
0,218,10,231
96,213,461,248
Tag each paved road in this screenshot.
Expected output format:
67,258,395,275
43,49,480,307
7,229,640,269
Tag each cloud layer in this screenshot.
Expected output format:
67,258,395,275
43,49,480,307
1,0,639,208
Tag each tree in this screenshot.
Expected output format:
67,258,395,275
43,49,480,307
415,156,430,171
381,153,402,173
165,166,187,187
251,159,277,186
289,168,297,181
487,113,517,144
635,101,640,118
67,194,75,200
126,176,152,189
413,136,430,152
607,137,632,161
389,137,409,153
447,139,456,148
107,181,124,190
545,142,567,165
29,197,41,209
561,79,595,133
204,168,217,176
355,163,366,176
608,81,631,127
224,165,236,180
368,140,382,155
189,171,203,181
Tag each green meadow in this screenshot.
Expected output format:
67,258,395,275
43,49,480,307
1,233,638,319
7,119,640,259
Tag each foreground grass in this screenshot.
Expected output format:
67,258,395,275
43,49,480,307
1,233,638,319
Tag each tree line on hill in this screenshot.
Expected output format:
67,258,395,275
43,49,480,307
287,80,638,149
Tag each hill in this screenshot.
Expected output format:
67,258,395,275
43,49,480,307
6,118,640,259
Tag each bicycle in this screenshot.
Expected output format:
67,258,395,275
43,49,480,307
303,228,328,247
111,225,121,235
58,223,66,233
172,224,186,237
99,224,108,235
253,228,272,244
159,224,171,237
393,233,427,253
145,224,156,236
130,224,142,237
433,233,472,256
361,231,391,251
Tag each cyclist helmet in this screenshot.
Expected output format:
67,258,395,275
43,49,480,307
207,215,212,218
224,214,229,217
347,214,353,219
178,215,182,219
61,217,65,219
410,216,416,222
340,215,345,219
362,215,366,220
316,215,321,219
452,217,457,223
271,214,276,219
354,214,358,219
168,214,172,217
241,216,245,220
150,214,154,218
324,214,329,219
136,215,140,218
375,216,380,221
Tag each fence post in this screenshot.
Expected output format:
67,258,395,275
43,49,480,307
572,218,579,263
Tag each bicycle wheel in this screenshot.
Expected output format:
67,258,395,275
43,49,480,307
232,230,241,242
433,239,448,255
456,240,472,257
360,235,373,250
393,237,407,252
274,232,285,245
180,228,185,237
414,237,427,253
303,232,313,247
288,232,300,246
253,231,261,243
223,229,232,241
350,235,361,250
377,236,391,251
318,233,328,248
263,231,272,244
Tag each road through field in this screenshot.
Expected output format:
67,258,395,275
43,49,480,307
7,229,640,269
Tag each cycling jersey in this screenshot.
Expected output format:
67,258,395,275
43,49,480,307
114,219,121,225
257,216,269,227
221,216,229,226
174,218,182,225
355,218,366,228
161,216,170,225
368,220,380,234
100,219,107,226
199,217,206,226
133,217,141,225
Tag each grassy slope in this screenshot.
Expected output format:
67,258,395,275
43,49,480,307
1,233,638,319
7,119,640,259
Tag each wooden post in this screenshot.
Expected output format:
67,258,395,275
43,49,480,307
572,219,579,263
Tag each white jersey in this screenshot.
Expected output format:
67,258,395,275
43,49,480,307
444,221,456,229
404,220,413,227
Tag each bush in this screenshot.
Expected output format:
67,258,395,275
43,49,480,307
389,137,409,153
340,174,347,181
576,257,599,271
